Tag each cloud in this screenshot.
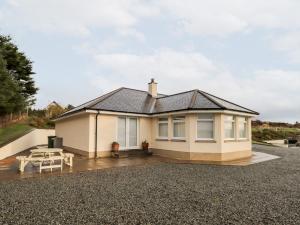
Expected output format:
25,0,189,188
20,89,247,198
271,32,300,64
158,0,300,37
0,0,159,37
2,0,300,122
91,49,300,122
2,0,300,38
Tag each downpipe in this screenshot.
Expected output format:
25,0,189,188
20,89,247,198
95,111,100,159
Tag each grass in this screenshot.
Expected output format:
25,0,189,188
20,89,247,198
252,127,300,142
0,123,33,146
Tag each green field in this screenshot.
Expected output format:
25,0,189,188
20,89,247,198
0,123,33,146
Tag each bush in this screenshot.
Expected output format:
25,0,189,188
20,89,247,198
28,116,54,129
252,128,300,142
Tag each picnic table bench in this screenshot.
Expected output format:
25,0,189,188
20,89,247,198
16,148,74,173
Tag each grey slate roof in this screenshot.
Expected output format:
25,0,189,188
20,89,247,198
59,87,258,118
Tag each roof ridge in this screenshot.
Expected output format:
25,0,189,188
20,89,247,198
197,90,226,109
88,88,124,109
188,90,198,108
156,89,196,99
60,88,124,117
200,90,259,114
148,97,157,114
118,87,167,97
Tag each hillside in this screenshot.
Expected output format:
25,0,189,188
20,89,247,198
252,120,300,142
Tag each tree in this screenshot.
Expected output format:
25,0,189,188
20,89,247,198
0,56,25,116
65,104,75,110
0,35,38,107
46,103,65,118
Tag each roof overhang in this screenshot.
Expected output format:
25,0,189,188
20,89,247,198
54,108,258,122
150,109,257,117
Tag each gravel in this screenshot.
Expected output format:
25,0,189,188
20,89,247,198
1,145,300,225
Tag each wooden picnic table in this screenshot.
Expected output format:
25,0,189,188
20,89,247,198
30,148,64,157
17,148,74,173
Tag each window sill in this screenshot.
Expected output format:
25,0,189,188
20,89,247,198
195,139,216,143
156,138,169,141
171,139,186,142
237,139,249,142
224,139,236,143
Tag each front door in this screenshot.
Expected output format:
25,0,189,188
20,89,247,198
117,117,138,150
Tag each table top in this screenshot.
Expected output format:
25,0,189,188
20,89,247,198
30,148,63,153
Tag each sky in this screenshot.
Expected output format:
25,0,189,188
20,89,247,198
0,0,300,122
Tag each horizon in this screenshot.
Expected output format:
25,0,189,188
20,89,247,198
1,0,300,123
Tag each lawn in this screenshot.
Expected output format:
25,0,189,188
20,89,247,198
0,123,33,146
0,145,299,224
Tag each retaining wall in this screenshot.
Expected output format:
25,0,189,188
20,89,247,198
0,129,55,160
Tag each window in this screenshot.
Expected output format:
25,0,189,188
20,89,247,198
238,117,247,139
197,114,214,140
173,116,185,138
224,115,235,139
158,118,168,138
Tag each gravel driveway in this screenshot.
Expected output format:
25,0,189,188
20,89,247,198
1,145,300,225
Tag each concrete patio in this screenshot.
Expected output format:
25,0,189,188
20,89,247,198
0,146,280,181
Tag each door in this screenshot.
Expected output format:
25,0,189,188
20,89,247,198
117,117,126,148
117,117,139,150
129,118,137,147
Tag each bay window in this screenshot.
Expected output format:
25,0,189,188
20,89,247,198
224,115,235,139
158,118,168,138
197,114,214,140
173,116,185,139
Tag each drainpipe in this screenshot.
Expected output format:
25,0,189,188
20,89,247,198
95,111,100,158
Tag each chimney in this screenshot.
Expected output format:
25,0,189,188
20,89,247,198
148,78,157,97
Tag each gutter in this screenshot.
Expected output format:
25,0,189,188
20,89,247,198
94,110,100,158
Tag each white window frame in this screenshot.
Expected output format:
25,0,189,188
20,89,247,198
172,116,186,140
157,117,168,139
196,114,215,141
238,117,248,140
224,115,236,140
116,116,139,150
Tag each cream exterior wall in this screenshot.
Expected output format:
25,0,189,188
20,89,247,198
55,111,254,161
96,114,117,152
55,114,92,153
95,114,152,153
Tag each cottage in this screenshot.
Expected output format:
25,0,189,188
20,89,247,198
54,79,259,162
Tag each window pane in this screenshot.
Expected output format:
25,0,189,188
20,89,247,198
225,115,234,121
239,117,246,122
239,121,247,138
198,114,213,120
225,122,235,138
197,121,213,139
174,122,185,137
159,123,168,137
129,118,137,146
118,117,126,147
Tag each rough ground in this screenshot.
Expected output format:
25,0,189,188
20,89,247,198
0,145,300,225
